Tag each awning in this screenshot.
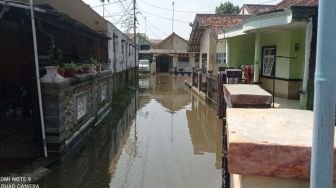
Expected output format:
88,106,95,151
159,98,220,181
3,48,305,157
1,1,109,40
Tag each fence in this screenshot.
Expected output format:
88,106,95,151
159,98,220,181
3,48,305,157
192,69,221,104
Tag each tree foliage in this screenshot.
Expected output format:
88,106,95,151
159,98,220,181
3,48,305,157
215,2,239,14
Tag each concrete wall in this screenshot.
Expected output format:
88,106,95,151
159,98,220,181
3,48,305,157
199,28,211,70
228,33,255,68
261,30,291,78
107,23,136,74
289,29,306,79
259,29,306,99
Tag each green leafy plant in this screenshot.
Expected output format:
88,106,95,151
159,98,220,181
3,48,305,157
63,62,77,77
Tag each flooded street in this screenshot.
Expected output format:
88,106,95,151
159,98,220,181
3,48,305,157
39,74,222,188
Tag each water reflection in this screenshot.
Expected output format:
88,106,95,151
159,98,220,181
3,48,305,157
39,74,222,188
109,74,222,188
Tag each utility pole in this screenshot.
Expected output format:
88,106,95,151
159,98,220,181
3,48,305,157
144,16,147,36
133,0,137,75
172,1,174,33
102,2,105,18
310,0,336,188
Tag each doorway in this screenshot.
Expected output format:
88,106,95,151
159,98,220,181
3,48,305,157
156,54,172,73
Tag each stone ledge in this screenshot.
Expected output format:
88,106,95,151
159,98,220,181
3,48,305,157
227,108,336,180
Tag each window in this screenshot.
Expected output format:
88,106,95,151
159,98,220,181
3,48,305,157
262,46,276,76
195,53,200,63
201,53,207,69
216,53,226,64
140,44,150,50
178,54,189,62
121,41,124,55
76,94,87,120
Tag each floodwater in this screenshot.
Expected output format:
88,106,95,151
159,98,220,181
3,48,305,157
38,74,223,188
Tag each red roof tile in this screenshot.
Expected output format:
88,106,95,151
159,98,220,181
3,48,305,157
195,14,248,37
243,4,275,14
275,0,318,9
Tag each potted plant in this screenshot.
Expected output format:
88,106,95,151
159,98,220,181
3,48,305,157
95,63,102,72
82,64,90,74
58,66,65,77
64,62,76,77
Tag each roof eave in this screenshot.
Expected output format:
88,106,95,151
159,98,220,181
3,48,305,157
219,9,293,39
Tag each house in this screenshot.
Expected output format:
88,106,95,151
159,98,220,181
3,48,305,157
218,0,318,109
0,0,137,159
108,24,137,92
20,0,137,89
188,14,248,74
136,32,195,75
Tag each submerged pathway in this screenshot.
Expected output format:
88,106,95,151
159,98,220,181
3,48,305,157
38,74,222,188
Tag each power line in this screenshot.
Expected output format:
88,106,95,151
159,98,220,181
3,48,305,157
116,0,133,24
139,11,168,36
139,9,190,23
139,0,215,14
91,0,127,8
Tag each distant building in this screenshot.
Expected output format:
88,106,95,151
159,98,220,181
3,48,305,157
130,32,195,74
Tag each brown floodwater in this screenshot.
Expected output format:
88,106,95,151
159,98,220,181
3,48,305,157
38,74,222,188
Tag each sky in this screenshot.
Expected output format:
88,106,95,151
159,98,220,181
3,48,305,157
82,0,282,40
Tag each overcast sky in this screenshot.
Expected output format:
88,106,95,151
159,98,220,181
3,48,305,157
82,0,282,39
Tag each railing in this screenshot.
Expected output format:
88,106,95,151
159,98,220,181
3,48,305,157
206,75,218,104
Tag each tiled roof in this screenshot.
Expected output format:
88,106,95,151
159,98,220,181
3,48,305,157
243,4,275,14
275,0,318,9
188,14,248,52
195,14,248,37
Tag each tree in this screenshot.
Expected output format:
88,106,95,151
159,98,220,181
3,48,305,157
215,2,239,14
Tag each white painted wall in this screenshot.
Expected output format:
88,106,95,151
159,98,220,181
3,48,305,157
107,22,136,73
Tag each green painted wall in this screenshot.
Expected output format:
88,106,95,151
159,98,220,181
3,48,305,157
261,30,291,79
229,34,255,68
289,29,306,79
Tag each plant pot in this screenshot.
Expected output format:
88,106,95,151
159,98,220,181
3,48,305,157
82,66,90,74
66,68,76,77
41,66,64,82
58,69,65,77
96,66,101,72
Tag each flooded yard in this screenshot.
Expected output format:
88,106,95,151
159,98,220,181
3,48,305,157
38,74,222,188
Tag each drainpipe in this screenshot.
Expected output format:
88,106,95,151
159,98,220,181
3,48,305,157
310,0,336,187
29,0,48,157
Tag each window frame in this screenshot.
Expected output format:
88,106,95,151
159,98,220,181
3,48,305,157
261,45,277,77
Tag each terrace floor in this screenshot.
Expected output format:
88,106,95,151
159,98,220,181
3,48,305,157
273,97,301,109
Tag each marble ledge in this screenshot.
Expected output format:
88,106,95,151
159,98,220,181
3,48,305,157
223,84,272,108
227,108,336,180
